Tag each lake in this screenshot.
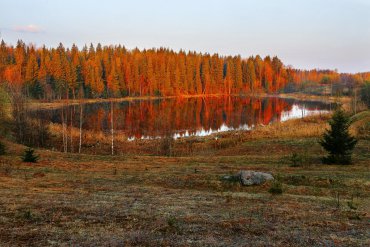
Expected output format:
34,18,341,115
36,96,332,140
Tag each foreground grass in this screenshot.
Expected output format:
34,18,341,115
0,116,369,246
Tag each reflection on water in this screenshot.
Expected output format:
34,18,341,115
36,97,331,140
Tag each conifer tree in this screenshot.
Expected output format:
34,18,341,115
319,108,357,165
22,147,39,163
0,39,366,99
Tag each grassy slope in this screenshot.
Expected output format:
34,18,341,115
0,114,369,246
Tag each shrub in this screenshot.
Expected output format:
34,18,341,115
23,209,33,221
0,141,5,155
159,135,174,156
360,82,370,108
154,89,162,97
22,147,39,163
166,215,181,234
268,180,283,195
289,152,303,167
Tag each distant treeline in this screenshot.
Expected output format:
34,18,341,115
0,40,369,99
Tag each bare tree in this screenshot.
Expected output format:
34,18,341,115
79,103,83,153
61,105,67,152
7,84,27,143
70,106,74,152
6,84,49,147
111,100,114,155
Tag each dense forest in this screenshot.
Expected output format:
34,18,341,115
0,40,369,100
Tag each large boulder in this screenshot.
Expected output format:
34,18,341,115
223,170,274,186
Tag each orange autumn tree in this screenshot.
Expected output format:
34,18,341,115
0,39,364,100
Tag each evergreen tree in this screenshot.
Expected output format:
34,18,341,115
319,108,357,165
22,147,39,163
360,82,370,108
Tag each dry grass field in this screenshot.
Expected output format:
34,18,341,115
0,113,369,246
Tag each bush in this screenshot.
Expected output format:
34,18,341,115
319,108,357,165
361,82,370,108
289,152,304,167
22,147,39,163
159,135,174,156
0,141,5,155
0,85,11,136
268,180,283,195
154,89,162,97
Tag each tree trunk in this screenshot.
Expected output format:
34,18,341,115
111,100,114,155
79,103,83,154
61,105,67,152
70,106,74,152
354,86,357,114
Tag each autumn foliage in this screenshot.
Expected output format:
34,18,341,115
0,40,368,99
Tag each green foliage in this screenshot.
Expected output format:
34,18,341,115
17,209,40,222
321,75,332,84
347,200,357,210
29,82,44,99
0,85,10,105
22,147,39,163
166,215,181,234
360,82,370,108
0,141,5,155
268,180,283,195
319,109,357,165
154,89,162,97
23,209,33,221
167,216,178,228
282,82,299,93
289,152,304,167
0,85,11,136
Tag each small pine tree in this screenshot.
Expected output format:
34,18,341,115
319,108,357,165
0,141,5,155
22,147,39,163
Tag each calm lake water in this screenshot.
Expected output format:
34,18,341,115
36,96,332,140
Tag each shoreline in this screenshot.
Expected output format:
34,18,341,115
28,92,350,110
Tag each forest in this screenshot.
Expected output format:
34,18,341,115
1,40,369,100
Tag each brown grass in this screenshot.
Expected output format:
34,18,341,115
46,110,369,158
0,112,369,246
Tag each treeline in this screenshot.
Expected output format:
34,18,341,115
0,40,369,99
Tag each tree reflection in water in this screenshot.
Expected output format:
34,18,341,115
36,96,331,140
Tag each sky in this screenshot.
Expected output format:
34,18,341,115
1,0,369,73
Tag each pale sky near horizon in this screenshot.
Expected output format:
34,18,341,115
1,0,369,73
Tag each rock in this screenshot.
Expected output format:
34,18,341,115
223,170,274,186
238,170,274,186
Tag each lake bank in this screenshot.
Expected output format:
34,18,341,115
27,92,350,110
32,96,333,151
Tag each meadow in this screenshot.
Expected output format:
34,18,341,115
0,111,369,246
